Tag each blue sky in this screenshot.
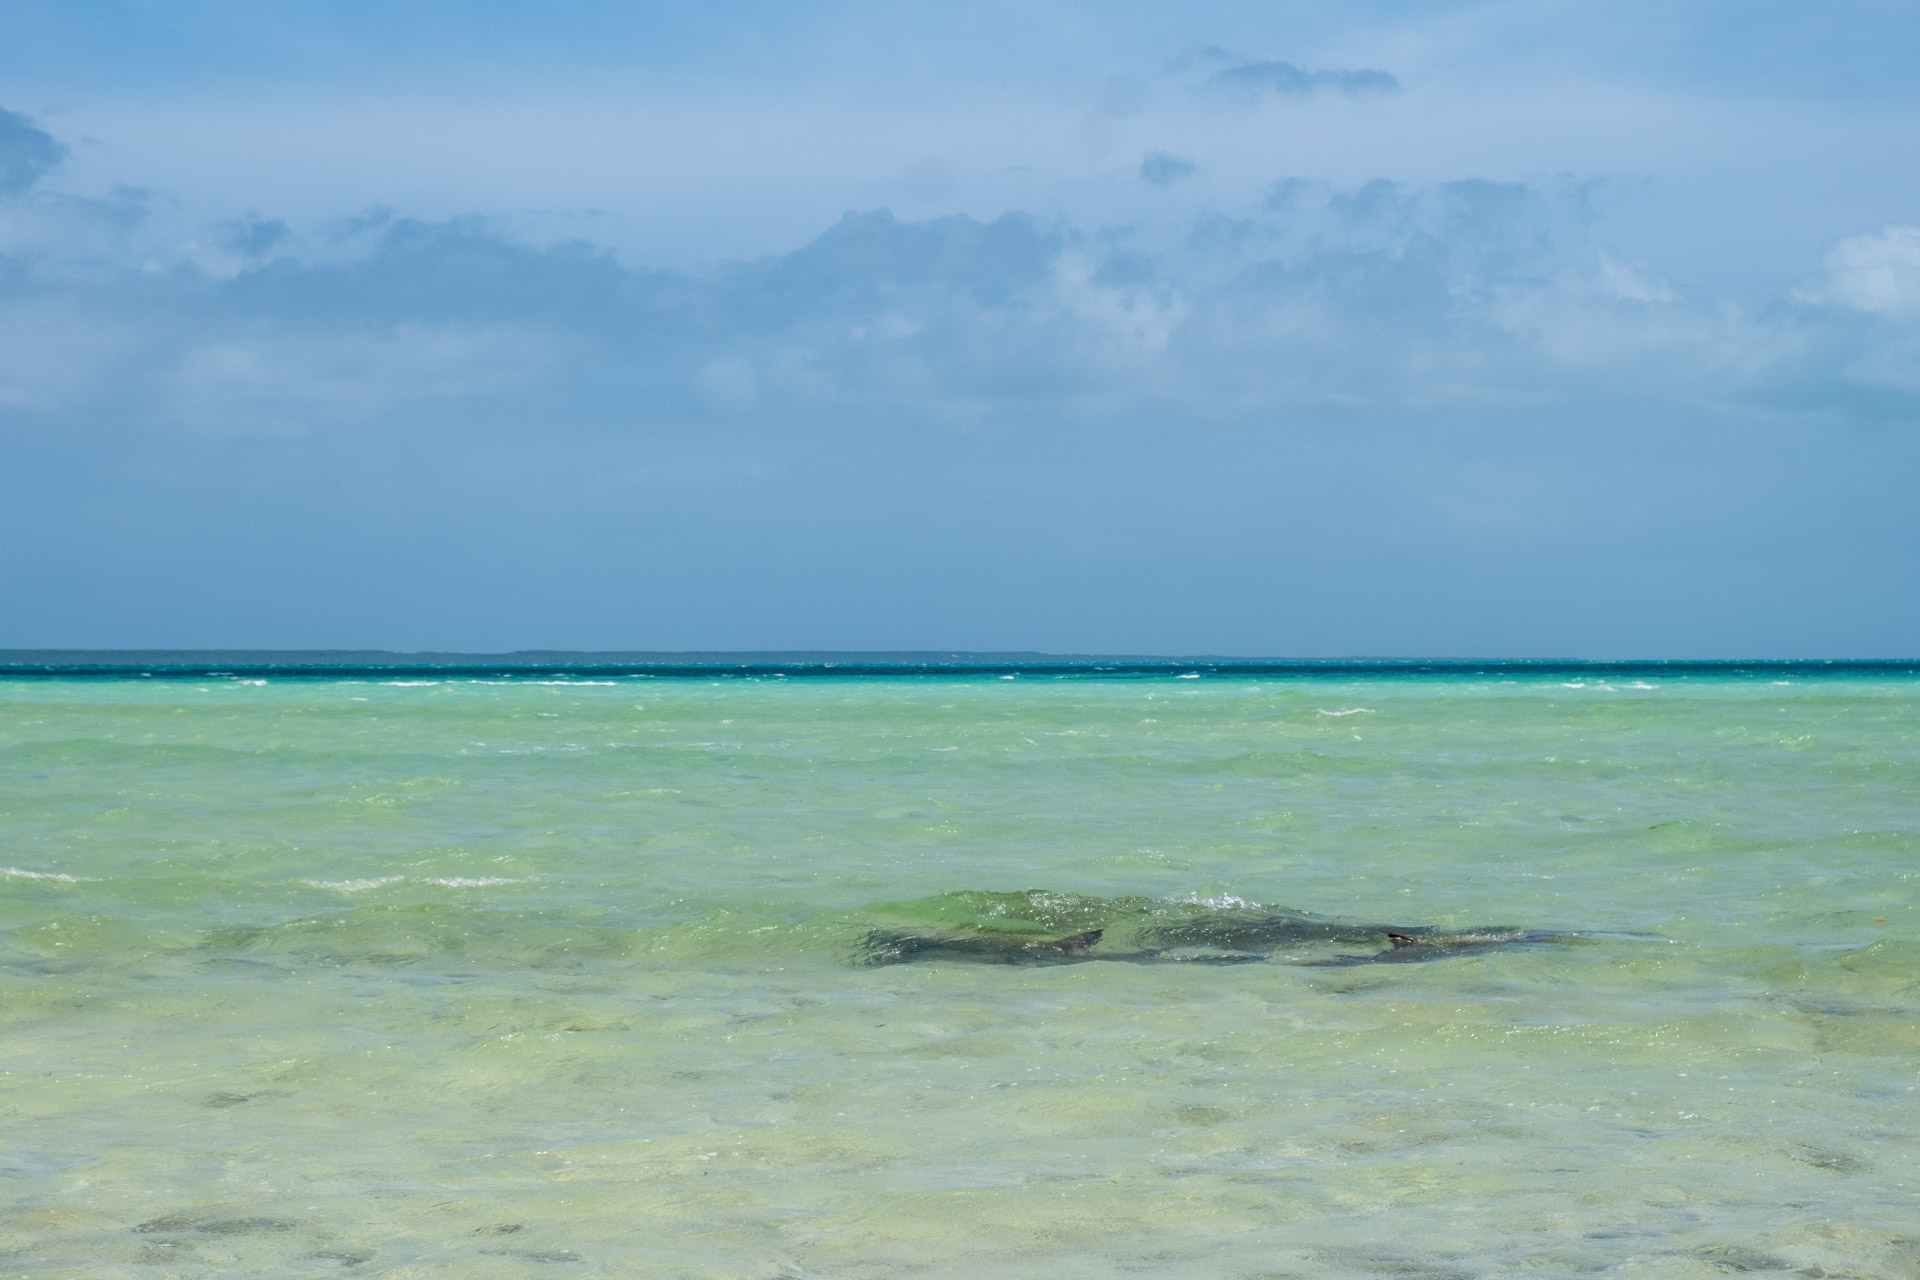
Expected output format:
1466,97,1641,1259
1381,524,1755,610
2,1,1917,655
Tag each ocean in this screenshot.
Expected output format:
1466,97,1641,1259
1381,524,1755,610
2,665,1916,1278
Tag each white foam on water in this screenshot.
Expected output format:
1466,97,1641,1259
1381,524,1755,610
1185,892,1262,909
381,681,440,687
3,866,86,882
302,875,524,891
1317,707,1375,716
529,680,617,686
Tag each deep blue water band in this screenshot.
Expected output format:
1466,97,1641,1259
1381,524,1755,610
1,654,1915,680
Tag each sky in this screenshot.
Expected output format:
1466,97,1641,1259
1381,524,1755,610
2,0,1918,656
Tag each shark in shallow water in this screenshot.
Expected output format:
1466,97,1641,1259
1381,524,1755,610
854,890,1568,967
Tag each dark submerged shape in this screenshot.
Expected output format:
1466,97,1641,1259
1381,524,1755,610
855,890,1562,968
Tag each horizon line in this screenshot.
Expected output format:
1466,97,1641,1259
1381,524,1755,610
1,650,1916,679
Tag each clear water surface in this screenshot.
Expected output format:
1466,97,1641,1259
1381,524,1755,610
1,671,1916,1278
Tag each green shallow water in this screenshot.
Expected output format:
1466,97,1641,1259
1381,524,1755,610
1,672,1916,1279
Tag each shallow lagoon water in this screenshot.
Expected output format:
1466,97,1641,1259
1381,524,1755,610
2,671,1917,1278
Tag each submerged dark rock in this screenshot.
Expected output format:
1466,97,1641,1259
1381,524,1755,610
854,890,1564,968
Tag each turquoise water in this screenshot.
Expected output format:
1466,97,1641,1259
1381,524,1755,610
2,672,1916,1278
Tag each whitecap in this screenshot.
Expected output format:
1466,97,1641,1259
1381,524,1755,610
1317,708,1375,716
1185,893,1261,909
381,681,440,687
301,874,524,892
3,866,85,882
1177,673,1200,679
528,680,617,686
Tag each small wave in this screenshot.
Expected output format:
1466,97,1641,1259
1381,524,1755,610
1184,893,1261,909
1177,673,1200,679
302,877,406,892
381,681,440,687
1316,708,1375,716
302,875,524,892
3,866,86,882
528,680,617,686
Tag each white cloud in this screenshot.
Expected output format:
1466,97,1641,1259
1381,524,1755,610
1800,225,1920,316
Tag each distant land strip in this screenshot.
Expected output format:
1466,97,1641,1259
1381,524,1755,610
0,653,1915,680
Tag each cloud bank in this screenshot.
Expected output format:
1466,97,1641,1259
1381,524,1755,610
2,139,1900,438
